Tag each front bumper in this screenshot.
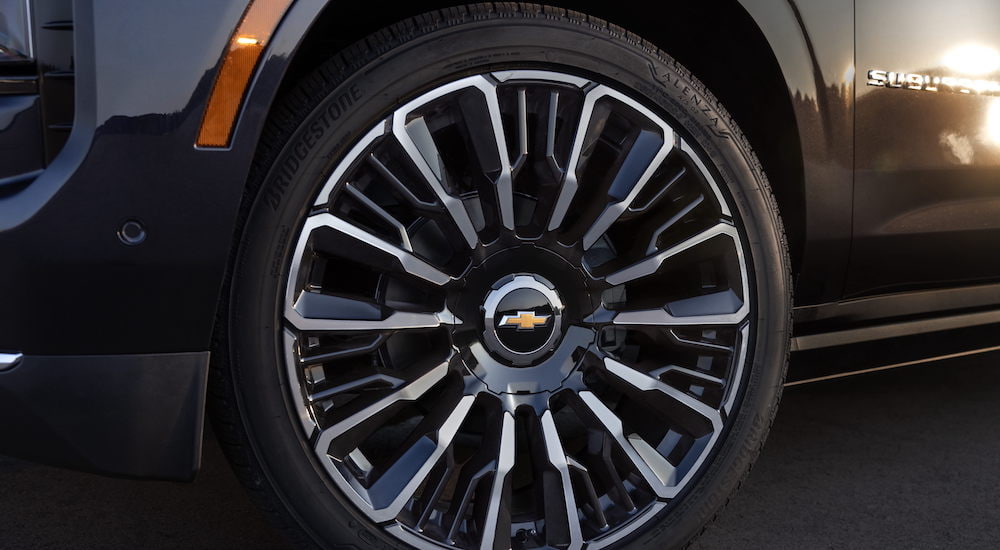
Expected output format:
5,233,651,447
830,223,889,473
0,352,208,480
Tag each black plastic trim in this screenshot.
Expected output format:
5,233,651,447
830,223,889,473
41,20,74,31
0,351,209,481
794,282,1000,333
788,322,1000,384
792,309,1000,351
0,76,38,94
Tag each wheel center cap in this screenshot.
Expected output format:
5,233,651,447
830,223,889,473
482,274,564,366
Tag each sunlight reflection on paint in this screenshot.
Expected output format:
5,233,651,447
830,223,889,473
986,99,1000,147
843,65,855,85
943,44,1000,76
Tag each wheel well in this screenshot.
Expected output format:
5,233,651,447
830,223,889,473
276,1,806,271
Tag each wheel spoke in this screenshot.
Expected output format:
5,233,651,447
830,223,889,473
393,113,479,248
679,138,732,217
548,87,602,230
511,87,529,175
313,122,387,206
565,456,609,530
724,323,751,414
315,361,451,447
443,448,494,543
667,328,733,354
550,85,677,240
581,131,673,249
605,222,736,285
648,365,725,387
545,90,565,179
291,290,384,322
343,183,414,251
355,394,476,522
288,293,460,332
301,212,452,285
611,304,747,327
644,194,704,254
579,431,636,513
307,373,405,403
479,412,515,550
604,358,723,428
437,405,506,544
284,328,317,435
627,166,687,217
537,410,584,550
576,391,676,499
480,82,515,230
297,333,387,366
366,153,439,210
413,447,457,531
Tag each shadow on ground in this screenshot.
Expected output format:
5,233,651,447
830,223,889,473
3,352,999,549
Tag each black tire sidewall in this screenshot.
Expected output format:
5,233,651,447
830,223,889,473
228,13,790,550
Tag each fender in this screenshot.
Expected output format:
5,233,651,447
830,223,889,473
738,0,855,303
0,0,327,355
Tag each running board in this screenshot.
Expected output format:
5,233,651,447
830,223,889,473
787,320,1000,385
791,308,1000,351
786,344,1000,387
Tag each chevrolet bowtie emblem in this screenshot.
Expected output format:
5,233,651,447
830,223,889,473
498,311,551,330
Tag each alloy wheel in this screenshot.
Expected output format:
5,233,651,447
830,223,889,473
281,70,753,550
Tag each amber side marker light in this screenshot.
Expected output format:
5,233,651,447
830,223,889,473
197,0,294,148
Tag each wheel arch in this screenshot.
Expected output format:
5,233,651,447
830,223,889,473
265,1,807,273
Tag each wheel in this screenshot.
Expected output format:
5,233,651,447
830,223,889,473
213,4,791,550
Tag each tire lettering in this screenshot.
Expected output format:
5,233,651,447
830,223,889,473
265,84,365,211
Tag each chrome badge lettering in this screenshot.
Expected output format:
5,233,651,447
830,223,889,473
867,69,1000,96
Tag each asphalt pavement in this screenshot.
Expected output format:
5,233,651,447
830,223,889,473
3,351,1000,549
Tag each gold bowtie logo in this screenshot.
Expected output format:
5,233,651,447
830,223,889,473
498,311,551,330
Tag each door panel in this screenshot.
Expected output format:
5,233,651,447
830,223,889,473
850,0,1000,296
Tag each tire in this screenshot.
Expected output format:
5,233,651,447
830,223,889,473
212,4,791,550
